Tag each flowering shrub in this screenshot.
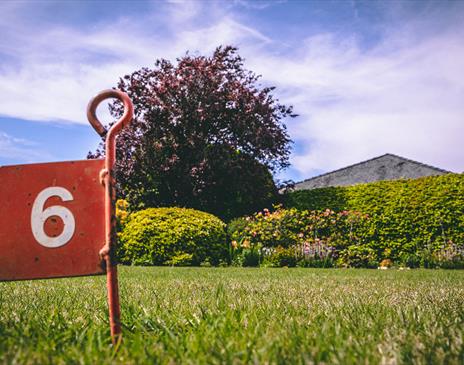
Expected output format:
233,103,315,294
262,246,297,267
230,207,368,248
229,235,261,267
297,240,335,268
228,204,464,268
394,241,464,269
228,206,369,267
115,199,130,230
433,242,464,268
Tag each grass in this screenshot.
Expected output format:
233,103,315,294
1,267,463,364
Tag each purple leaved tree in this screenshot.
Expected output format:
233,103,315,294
89,46,296,220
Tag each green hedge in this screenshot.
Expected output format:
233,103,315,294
118,207,227,266
285,174,464,264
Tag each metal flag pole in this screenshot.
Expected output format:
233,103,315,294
86,89,134,343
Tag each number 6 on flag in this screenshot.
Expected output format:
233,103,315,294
31,187,76,248
0,90,134,344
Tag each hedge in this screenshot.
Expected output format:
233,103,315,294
118,207,227,266
284,173,464,264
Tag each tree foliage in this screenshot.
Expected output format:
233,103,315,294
89,46,295,220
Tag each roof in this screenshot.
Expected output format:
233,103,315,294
293,153,451,189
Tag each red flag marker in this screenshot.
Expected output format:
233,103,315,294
0,90,134,344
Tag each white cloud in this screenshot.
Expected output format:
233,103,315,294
233,0,287,10
0,1,463,177
246,30,464,176
0,2,269,124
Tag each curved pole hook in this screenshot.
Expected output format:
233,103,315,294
86,89,134,138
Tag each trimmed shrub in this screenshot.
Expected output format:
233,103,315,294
286,186,348,212
118,207,227,266
285,174,464,264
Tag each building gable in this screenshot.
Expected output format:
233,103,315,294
294,154,450,191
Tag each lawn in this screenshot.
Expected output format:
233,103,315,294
1,267,463,364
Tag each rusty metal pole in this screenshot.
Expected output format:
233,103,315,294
87,89,134,343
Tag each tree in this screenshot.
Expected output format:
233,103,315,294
89,46,295,220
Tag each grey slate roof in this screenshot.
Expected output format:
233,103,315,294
293,153,450,191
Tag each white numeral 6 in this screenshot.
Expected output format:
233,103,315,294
31,187,76,248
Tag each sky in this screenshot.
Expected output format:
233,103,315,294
0,0,463,183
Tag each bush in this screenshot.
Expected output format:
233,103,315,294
229,207,366,267
228,200,464,268
115,199,130,231
395,242,464,269
230,208,307,249
285,173,464,265
164,253,193,267
336,246,378,268
432,242,464,269
262,246,297,267
230,238,261,267
233,248,261,267
227,217,249,243
118,207,227,266
230,207,368,250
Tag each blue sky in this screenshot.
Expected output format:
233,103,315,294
0,0,463,182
